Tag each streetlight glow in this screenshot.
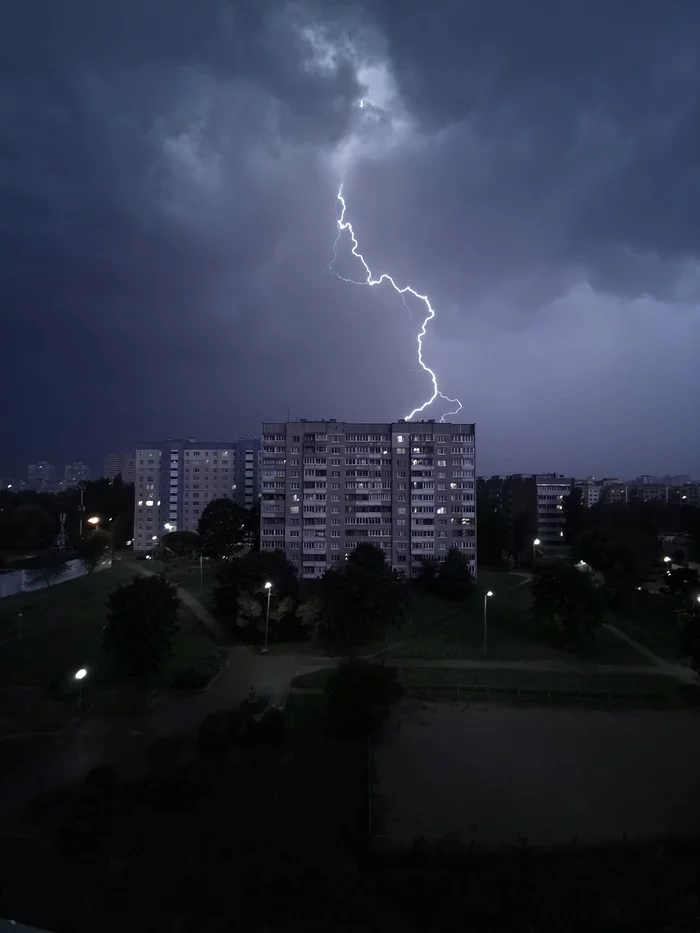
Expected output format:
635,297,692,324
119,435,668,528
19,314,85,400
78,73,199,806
663,556,671,563
486,590,494,598
87,516,100,525
74,668,87,680
262,582,273,653
264,581,272,590
534,538,541,546
483,590,494,656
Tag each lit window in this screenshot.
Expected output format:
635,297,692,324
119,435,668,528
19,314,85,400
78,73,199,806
146,500,154,506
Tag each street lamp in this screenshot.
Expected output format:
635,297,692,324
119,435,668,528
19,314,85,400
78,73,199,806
533,538,541,564
74,667,87,713
663,556,671,563
261,581,273,654
483,590,494,656
87,516,100,526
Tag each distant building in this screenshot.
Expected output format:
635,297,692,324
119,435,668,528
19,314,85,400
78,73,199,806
63,461,91,487
261,419,476,580
535,474,572,557
103,452,135,484
132,438,261,551
27,460,56,492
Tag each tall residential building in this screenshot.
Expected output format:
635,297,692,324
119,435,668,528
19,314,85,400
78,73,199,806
103,452,135,484
234,438,261,509
132,438,261,550
260,419,476,580
535,474,572,557
63,461,91,486
27,460,56,492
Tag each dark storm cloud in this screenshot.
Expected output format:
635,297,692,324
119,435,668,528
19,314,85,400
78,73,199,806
1,0,699,478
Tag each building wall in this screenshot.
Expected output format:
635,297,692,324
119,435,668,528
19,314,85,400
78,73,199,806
535,476,572,556
27,460,56,492
260,420,476,580
103,452,135,484
233,438,261,509
133,438,261,550
64,462,91,486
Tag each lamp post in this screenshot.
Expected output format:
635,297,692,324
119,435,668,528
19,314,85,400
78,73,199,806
262,581,273,654
74,667,87,713
199,552,203,595
483,590,494,657
533,538,541,565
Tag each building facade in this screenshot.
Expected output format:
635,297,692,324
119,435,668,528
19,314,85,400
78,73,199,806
260,419,476,579
234,439,261,509
27,460,56,492
103,452,135,484
132,438,261,551
63,462,91,486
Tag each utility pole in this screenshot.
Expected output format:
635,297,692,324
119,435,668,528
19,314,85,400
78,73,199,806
78,481,86,540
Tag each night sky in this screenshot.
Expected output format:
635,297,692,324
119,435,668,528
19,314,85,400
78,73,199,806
2,1,699,479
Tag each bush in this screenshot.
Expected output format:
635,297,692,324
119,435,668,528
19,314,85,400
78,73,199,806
196,711,232,756
326,660,404,737
256,707,287,744
170,667,212,690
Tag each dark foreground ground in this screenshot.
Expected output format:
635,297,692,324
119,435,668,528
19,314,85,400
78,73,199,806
374,703,700,846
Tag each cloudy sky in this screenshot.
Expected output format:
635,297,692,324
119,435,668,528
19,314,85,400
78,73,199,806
2,0,699,479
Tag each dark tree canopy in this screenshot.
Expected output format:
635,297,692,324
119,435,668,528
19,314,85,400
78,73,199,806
561,486,587,544
326,660,404,736
197,498,248,559
79,530,111,573
436,547,476,601
309,543,412,646
679,600,700,671
103,574,180,679
162,530,200,558
574,525,660,603
532,564,604,645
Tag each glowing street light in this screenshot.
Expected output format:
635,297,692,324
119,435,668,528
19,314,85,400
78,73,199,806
87,516,100,526
663,556,671,563
262,581,273,654
74,667,87,712
533,538,541,564
483,590,494,657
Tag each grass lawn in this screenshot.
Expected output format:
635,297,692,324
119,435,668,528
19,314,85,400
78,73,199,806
606,594,682,662
0,562,225,723
388,571,650,666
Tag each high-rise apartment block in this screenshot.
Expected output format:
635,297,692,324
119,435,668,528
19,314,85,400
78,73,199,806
132,438,261,551
63,461,91,486
103,452,135,484
260,419,477,579
27,460,56,492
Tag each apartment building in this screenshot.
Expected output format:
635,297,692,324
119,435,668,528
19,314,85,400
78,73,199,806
27,460,56,492
535,474,572,557
260,419,477,579
103,452,135,484
132,438,261,551
234,439,261,509
63,461,91,486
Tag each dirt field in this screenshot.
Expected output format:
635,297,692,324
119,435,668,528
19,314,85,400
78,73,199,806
373,703,700,847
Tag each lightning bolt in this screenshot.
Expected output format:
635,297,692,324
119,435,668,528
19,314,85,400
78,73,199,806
329,184,462,423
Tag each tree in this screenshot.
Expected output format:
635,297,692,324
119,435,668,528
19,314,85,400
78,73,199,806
103,574,180,679
532,563,604,645
244,501,261,553
111,512,133,549
417,557,440,592
435,547,476,601
561,486,587,544
9,503,54,549
476,504,510,566
25,550,69,588
304,544,412,647
197,498,248,559
214,549,300,639
79,530,111,573
574,525,660,604
679,598,700,670
665,566,700,598
326,660,404,736
162,530,200,559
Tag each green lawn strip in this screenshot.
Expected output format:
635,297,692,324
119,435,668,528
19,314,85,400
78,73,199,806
606,600,682,662
402,667,681,696
390,577,650,666
0,563,225,719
